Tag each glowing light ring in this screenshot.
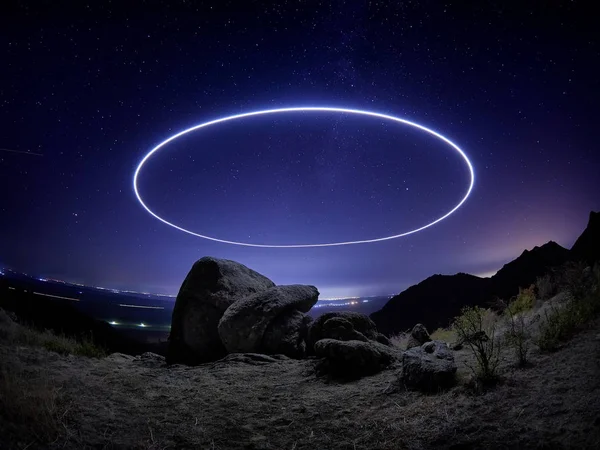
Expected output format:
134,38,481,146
133,107,475,247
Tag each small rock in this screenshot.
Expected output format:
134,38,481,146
314,338,399,378
401,340,457,391
406,323,431,350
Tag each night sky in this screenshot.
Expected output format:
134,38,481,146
1,1,598,298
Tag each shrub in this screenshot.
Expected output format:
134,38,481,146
453,306,501,384
505,285,535,317
559,261,589,301
536,273,555,301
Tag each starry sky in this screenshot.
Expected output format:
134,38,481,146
1,1,599,299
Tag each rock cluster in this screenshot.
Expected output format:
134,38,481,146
167,257,396,378
167,257,277,364
167,257,318,365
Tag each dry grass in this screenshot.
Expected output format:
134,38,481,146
389,331,410,349
0,357,71,446
430,327,456,343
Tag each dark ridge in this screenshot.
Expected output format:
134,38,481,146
490,241,570,301
371,211,599,336
571,211,600,264
370,273,493,335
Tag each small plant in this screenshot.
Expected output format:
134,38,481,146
501,298,530,366
453,306,501,384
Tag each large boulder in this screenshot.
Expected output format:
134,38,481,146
307,311,378,354
401,340,457,391
218,285,319,354
314,338,399,378
406,323,431,350
167,257,275,365
261,310,312,358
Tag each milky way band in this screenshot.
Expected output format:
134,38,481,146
133,107,475,247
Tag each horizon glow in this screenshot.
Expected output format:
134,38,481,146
133,106,475,248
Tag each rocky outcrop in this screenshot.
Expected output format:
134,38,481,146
314,338,398,378
306,311,379,354
167,257,275,365
401,340,457,391
218,285,318,354
405,323,431,350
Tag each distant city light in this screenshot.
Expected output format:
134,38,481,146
109,321,118,326
138,323,147,327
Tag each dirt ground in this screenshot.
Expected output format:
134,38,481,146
1,312,600,450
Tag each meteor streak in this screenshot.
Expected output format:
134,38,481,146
0,148,44,156
133,106,475,248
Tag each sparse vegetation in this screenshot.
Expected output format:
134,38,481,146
537,262,600,352
453,306,502,384
0,310,107,358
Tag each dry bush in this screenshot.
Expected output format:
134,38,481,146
389,331,410,349
453,306,502,384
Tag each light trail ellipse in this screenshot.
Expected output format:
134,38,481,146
133,106,475,248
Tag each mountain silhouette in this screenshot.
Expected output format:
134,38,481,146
370,211,598,336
